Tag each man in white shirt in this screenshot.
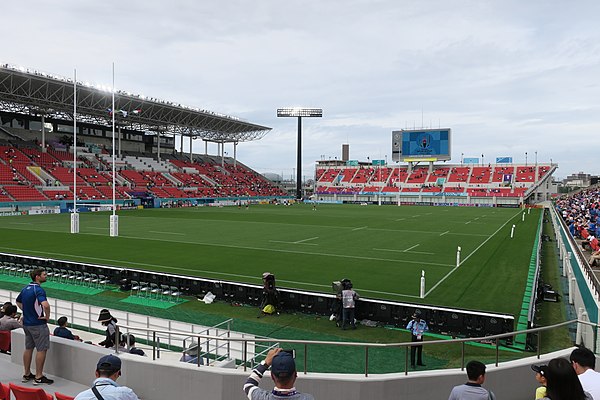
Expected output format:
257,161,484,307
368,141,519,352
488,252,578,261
74,355,139,400
570,346,600,400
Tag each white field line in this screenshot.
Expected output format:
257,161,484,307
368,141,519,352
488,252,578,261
149,231,186,236
374,248,435,255
395,218,406,221
0,246,431,298
352,226,368,231
269,240,318,246
465,221,471,224
88,227,106,230
294,236,319,244
440,231,450,236
9,222,33,225
403,244,420,252
424,210,522,297
0,233,453,267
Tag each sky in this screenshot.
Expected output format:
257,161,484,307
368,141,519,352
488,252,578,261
2,0,600,180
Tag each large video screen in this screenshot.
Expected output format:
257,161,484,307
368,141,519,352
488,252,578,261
392,128,451,162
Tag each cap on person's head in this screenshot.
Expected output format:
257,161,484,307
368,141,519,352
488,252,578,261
531,364,547,376
96,355,121,372
185,343,200,356
97,309,113,322
271,352,296,378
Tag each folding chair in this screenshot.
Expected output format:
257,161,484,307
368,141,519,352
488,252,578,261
130,280,141,297
9,383,53,400
149,283,161,299
98,274,110,289
170,286,182,303
160,284,172,301
138,282,150,298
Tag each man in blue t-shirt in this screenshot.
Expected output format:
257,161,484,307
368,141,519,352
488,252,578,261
16,268,53,385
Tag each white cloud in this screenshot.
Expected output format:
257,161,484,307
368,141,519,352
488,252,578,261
2,0,600,179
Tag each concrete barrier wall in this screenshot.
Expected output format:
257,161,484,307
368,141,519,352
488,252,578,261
10,329,574,400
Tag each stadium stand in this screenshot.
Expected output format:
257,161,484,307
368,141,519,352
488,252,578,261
313,162,555,202
0,138,286,204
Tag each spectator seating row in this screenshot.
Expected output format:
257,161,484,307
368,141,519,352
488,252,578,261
1,382,74,400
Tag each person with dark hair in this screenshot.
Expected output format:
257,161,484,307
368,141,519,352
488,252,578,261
74,354,139,400
570,347,600,399
448,360,495,400
0,304,22,331
122,334,145,356
0,301,13,318
541,357,592,400
16,268,53,385
341,281,358,330
531,364,548,399
53,316,81,341
407,311,428,368
243,347,314,400
98,309,118,348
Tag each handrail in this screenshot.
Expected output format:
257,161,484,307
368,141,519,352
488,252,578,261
114,318,592,376
551,205,600,294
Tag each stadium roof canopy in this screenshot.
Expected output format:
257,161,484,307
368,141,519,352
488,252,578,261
0,64,272,143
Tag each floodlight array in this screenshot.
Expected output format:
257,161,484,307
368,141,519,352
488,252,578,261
277,108,323,118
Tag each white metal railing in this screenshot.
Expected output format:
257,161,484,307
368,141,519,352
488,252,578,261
0,288,256,361
112,319,591,377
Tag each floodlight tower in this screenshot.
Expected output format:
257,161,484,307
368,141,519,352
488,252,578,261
277,108,323,200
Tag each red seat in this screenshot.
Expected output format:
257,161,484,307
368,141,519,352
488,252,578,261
0,382,10,400
9,383,53,400
0,331,10,353
55,392,75,400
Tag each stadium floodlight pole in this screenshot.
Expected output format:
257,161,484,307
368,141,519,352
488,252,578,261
71,68,79,234
110,62,119,237
277,108,323,200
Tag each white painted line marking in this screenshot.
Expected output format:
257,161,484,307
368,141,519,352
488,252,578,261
424,210,522,297
404,244,420,252
465,221,471,224
9,222,32,225
294,236,319,244
0,245,441,298
352,226,368,231
395,218,405,221
149,231,186,236
269,240,318,246
440,231,450,236
374,248,435,256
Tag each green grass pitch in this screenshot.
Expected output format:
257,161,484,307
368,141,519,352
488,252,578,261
0,204,541,317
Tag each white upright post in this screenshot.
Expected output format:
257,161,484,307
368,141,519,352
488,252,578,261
110,62,119,237
576,307,584,345
419,270,425,298
522,212,525,222
511,224,516,238
528,208,531,215
456,246,461,267
569,277,576,305
71,68,79,234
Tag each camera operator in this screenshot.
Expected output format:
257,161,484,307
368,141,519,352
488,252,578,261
243,348,314,400
406,311,428,368
341,280,359,330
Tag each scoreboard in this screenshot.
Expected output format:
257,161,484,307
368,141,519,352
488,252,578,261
392,128,451,162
